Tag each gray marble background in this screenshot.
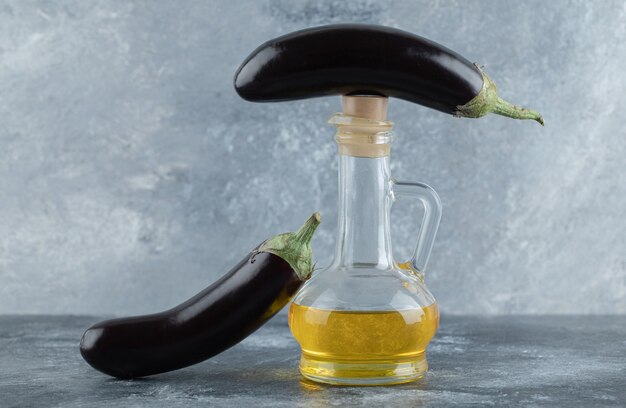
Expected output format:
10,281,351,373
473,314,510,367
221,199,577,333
1,0,624,315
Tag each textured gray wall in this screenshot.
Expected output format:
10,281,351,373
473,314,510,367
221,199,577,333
1,0,625,315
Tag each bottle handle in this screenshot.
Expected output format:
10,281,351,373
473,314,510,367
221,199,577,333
391,180,442,276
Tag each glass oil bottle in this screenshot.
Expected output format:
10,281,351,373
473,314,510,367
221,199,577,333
289,96,442,385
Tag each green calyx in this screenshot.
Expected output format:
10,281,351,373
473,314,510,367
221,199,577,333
455,64,544,126
258,212,321,281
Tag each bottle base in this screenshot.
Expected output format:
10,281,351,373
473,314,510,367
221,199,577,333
298,352,428,386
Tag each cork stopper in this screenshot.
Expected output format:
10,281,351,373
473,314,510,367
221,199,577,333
342,95,388,120
333,95,392,158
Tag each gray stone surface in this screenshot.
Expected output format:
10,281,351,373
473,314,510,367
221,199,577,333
1,1,626,315
1,315,625,407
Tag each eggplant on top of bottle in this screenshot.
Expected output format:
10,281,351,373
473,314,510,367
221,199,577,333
234,24,543,125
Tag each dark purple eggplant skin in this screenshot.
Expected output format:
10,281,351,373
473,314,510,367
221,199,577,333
234,24,484,115
80,250,301,379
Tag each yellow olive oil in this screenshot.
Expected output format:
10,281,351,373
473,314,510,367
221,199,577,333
288,303,439,385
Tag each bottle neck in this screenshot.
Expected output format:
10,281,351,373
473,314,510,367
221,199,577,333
333,154,394,268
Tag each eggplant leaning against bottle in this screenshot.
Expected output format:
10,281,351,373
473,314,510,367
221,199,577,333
80,213,320,379
234,24,543,125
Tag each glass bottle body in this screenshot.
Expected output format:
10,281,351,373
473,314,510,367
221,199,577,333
289,114,442,385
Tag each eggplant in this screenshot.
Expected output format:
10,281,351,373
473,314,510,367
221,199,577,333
234,24,543,125
80,213,321,379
